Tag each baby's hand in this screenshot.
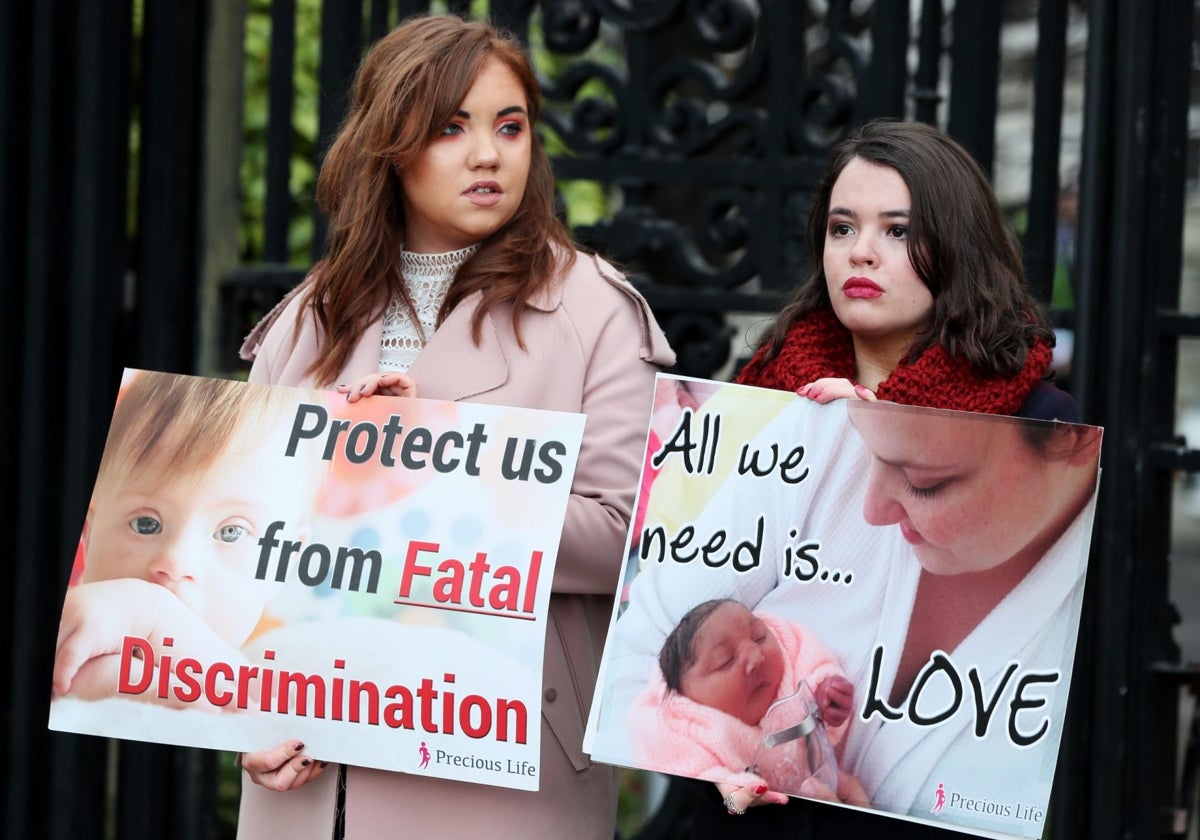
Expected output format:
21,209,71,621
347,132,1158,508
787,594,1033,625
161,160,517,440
337,372,417,403
54,579,248,701
55,579,167,696
815,674,854,729
796,378,876,403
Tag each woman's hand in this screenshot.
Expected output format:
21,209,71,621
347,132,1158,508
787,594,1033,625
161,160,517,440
815,674,855,729
715,780,788,815
240,741,328,791
796,378,877,404
337,372,418,403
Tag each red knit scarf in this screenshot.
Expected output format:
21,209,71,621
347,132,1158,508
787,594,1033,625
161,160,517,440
736,307,1052,415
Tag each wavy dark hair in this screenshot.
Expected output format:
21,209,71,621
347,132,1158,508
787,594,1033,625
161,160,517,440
300,15,574,386
755,119,1054,376
658,598,733,693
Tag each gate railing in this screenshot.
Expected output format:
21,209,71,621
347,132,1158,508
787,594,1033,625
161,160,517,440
4,2,1197,838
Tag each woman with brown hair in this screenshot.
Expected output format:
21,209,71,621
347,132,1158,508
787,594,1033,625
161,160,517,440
235,14,673,839
737,119,1069,418
652,119,1082,838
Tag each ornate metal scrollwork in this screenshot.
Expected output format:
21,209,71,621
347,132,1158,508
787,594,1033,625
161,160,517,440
684,0,759,52
591,0,687,32
536,0,876,377
540,1,603,53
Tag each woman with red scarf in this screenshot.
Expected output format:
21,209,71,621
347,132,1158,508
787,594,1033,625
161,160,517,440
698,119,1080,838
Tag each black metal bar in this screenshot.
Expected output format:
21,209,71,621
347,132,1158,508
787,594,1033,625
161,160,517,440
396,0,432,24
1132,1,1193,832
1023,0,1069,304
1156,311,1200,336
912,0,943,124
121,1,215,836
946,0,1001,177
1050,10,1113,838
226,262,309,289
55,4,135,837
1072,0,1116,429
0,9,32,832
134,0,205,373
861,0,909,121
1081,0,1153,832
368,0,390,42
1149,443,1200,473
264,0,296,263
760,0,804,296
8,0,77,834
313,0,362,260
1064,1,1192,836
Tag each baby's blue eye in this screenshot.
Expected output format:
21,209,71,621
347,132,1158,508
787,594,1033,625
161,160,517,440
130,516,162,535
215,524,247,543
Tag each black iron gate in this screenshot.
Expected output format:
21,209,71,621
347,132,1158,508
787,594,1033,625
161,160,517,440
1,1,1196,838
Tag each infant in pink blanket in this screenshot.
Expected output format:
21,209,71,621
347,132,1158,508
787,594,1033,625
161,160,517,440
629,598,853,791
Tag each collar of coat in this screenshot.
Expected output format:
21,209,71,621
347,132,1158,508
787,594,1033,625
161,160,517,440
239,249,673,402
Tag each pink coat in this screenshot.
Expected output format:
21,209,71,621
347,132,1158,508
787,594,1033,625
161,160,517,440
629,613,848,792
236,251,674,839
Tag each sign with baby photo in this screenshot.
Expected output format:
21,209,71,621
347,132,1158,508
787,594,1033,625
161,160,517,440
584,373,1102,839
49,368,585,792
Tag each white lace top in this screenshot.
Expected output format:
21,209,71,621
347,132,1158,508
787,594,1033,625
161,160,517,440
379,244,479,372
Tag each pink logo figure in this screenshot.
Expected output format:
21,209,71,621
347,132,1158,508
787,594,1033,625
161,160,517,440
418,741,431,770
931,782,946,815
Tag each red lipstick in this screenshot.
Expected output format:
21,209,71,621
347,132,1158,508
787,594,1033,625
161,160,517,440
842,277,884,299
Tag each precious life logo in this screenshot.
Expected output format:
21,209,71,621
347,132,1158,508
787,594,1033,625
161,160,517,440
930,783,1047,826
418,741,431,770
931,781,947,815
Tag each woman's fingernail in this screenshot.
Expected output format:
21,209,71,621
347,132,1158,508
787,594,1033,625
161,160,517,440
301,758,311,767
294,742,305,752
319,761,329,768
854,385,872,398
754,784,768,795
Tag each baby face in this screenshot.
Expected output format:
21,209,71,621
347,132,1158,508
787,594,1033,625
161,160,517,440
83,428,317,648
679,601,785,726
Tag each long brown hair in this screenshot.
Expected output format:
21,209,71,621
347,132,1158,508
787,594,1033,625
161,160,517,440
756,119,1054,377
95,371,300,496
302,15,574,386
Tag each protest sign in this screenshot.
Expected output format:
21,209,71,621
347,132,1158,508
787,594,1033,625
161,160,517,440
586,374,1102,838
50,369,584,792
